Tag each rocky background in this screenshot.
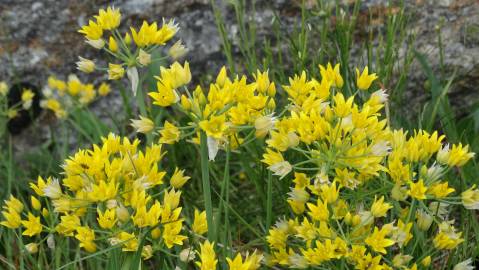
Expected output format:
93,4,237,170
0,0,478,152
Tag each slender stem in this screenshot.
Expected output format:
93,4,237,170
200,131,215,241
266,170,273,234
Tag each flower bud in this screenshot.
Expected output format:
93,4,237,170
76,56,95,73
391,184,408,201
216,66,227,87
168,40,188,60
124,33,132,45
254,115,275,138
108,63,125,80
137,49,151,66
47,234,55,249
31,196,41,210
421,256,432,267
142,245,153,260
116,204,130,222
25,243,38,254
130,116,155,134
179,248,196,262
151,227,162,239
86,38,105,49
109,36,118,52
416,210,433,231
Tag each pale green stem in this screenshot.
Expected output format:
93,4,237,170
200,131,215,241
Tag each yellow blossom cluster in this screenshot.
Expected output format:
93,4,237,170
40,75,110,118
1,134,195,258
262,65,388,183
77,6,187,95
262,64,477,269
148,66,276,159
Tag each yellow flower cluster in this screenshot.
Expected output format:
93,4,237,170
262,67,388,182
148,66,275,159
2,134,193,258
262,65,476,269
40,75,110,118
77,6,185,94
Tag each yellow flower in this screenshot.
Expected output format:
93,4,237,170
42,98,66,118
320,181,340,204
95,6,121,30
319,62,343,88
55,215,80,236
108,63,125,80
148,80,179,107
115,231,138,252
154,19,178,45
364,226,395,254
170,167,190,188
21,212,42,237
158,61,191,89
1,210,21,229
78,20,103,40
130,116,155,134
97,208,117,229
461,185,479,210
355,66,378,90
192,209,208,235
226,253,253,270
196,240,217,270
130,21,158,47
98,82,111,96
433,230,464,250
199,114,228,139
408,179,427,200
159,121,181,144
76,56,95,73
370,196,393,218
307,199,329,221
261,149,292,178
0,195,23,229
428,182,455,198
162,220,187,248
88,180,118,202
75,226,96,252
21,88,35,109
391,220,413,247
4,195,24,213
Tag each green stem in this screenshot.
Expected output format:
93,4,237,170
266,170,273,232
200,131,215,241
216,147,230,251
